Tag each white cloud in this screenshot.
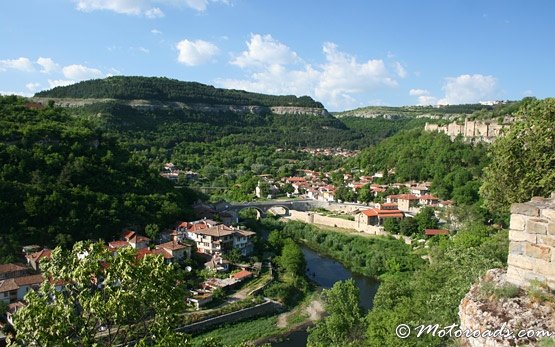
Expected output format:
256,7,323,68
151,28,162,35
145,7,164,18
176,39,219,66
408,88,438,105
0,57,34,72
409,88,429,96
48,79,76,88
26,82,41,92
0,90,32,97
62,64,104,80
36,57,60,73
437,74,497,105
73,0,225,15
183,0,209,11
231,34,299,68
394,62,407,78
219,37,398,110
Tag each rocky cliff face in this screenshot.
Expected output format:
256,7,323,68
30,97,330,117
459,269,555,347
424,119,511,143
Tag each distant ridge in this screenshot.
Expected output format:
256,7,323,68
35,76,324,108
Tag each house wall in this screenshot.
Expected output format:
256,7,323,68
506,193,555,290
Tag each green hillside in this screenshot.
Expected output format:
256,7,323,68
35,76,324,108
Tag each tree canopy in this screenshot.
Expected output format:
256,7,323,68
10,241,187,346
480,97,555,212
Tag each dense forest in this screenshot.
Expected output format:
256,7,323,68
35,76,324,108
0,95,196,262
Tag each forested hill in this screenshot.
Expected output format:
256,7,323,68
35,76,324,108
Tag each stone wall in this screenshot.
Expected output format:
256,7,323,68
506,193,555,290
176,299,283,334
288,210,386,235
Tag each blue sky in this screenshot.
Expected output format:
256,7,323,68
1,0,553,111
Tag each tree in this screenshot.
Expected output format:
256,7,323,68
399,217,419,236
481,98,555,212
383,218,400,234
307,279,365,346
414,207,439,232
11,241,187,346
144,223,160,241
278,239,306,277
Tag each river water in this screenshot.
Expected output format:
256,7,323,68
271,245,379,347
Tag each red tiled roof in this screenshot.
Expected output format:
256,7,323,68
108,240,129,249
388,194,419,200
380,203,398,207
419,194,439,200
14,274,44,286
157,241,191,251
0,263,28,274
425,229,449,236
0,278,19,292
151,248,173,259
361,208,404,218
122,230,136,240
26,249,52,262
286,177,307,182
232,269,253,280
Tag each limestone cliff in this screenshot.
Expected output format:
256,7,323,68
30,97,330,117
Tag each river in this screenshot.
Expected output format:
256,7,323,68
271,245,379,347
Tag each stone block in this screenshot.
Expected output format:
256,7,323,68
509,241,526,255
506,266,543,286
524,243,551,261
540,207,555,221
511,203,539,217
537,235,555,248
526,218,548,234
509,229,536,243
507,253,534,270
548,223,555,236
509,214,527,231
533,259,555,278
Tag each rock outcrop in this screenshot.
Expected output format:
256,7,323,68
459,269,555,347
30,97,330,117
424,119,511,143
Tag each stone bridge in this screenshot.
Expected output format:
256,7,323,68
215,199,328,220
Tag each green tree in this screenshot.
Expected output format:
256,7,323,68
414,207,439,233
145,223,160,241
11,241,186,346
481,98,555,212
278,239,306,277
308,279,365,347
399,217,419,236
383,218,400,234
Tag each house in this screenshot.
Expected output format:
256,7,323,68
410,185,430,197
188,290,213,310
155,232,192,262
185,222,256,256
123,231,150,250
419,194,439,206
386,194,420,211
0,264,28,280
25,248,52,271
356,204,404,227
425,229,449,236
231,269,253,282
0,274,44,304
6,301,25,325
204,254,230,272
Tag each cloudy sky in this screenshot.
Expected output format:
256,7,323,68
1,0,553,111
